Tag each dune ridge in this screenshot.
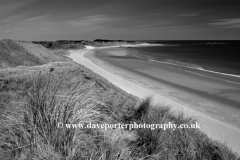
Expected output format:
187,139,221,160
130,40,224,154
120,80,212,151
0,39,70,69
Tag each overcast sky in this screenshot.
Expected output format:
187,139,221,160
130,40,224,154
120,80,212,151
1,0,240,40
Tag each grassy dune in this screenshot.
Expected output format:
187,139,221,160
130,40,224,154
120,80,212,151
0,63,239,159
0,40,239,159
0,62,139,159
0,39,70,69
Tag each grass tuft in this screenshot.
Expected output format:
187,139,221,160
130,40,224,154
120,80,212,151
0,72,134,159
129,97,239,160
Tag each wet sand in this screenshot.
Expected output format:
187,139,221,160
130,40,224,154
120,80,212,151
69,47,240,154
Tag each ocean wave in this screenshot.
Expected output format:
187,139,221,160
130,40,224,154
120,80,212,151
131,52,240,78
148,59,240,84
148,59,240,78
124,43,165,48
148,59,202,69
131,53,146,59
184,70,240,85
198,68,240,78
165,59,203,70
84,43,164,50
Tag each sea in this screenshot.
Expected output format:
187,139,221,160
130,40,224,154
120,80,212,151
127,40,240,84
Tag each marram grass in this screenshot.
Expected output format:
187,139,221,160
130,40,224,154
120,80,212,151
0,72,239,160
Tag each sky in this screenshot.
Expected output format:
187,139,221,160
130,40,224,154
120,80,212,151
1,0,240,41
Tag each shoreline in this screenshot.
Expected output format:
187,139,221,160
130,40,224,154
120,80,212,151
69,47,240,154
93,47,240,127
84,43,164,50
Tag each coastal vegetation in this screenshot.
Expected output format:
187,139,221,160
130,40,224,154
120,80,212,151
0,39,239,159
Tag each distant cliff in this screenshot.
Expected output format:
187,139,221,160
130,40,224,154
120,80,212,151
0,39,70,68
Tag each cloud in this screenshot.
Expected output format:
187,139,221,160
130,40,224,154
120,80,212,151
142,23,207,30
109,28,126,31
178,13,199,17
148,12,168,16
3,30,11,34
0,24,9,27
0,0,34,18
23,15,50,22
135,24,155,28
0,13,27,23
209,18,240,28
64,14,109,28
134,22,168,29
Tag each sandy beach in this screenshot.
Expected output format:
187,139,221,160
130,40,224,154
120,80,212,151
69,47,240,154
94,47,240,128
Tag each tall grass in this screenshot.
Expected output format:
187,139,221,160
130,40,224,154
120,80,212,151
129,97,239,160
0,71,239,159
0,72,133,159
